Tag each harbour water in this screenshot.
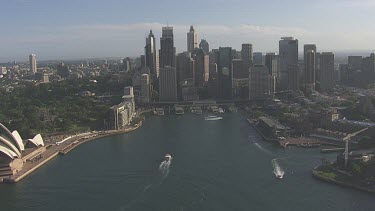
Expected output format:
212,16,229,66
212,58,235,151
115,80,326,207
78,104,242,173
0,113,373,210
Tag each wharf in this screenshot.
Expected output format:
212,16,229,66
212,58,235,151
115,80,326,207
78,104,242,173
246,118,279,143
320,148,345,153
279,138,323,148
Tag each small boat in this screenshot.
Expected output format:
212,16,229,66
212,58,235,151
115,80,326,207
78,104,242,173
275,174,283,179
164,154,172,162
204,116,223,121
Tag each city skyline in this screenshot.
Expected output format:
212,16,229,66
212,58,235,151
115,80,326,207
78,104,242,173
1,0,375,62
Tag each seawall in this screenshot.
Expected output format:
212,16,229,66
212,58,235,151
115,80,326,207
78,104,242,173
312,167,375,194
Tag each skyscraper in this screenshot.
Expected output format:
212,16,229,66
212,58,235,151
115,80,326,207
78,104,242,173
123,57,132,72
304,49,316,93
304,44,317,93
199,39,209,54
241,44,253,75
192,48,209,87
218,47,233,99
253,52,263,65
265,53,278,77
249,65,272,100
361,53,375,84
319,52,335,92
187,25,198,52
176,52,195,82
159,66,177,102
29,54,37,74
348,56,362,71
159,26,176,68
145,30,158,78
279,37,298,91
141,74,151,103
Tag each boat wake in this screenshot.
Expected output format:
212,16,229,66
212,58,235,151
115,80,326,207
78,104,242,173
159,160,171,178
249,135,273,156
271,158,285,179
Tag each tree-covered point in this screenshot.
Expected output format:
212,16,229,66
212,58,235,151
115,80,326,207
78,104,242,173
0,75,132,138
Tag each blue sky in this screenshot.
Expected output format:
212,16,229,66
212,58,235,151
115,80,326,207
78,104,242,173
1,0,375,62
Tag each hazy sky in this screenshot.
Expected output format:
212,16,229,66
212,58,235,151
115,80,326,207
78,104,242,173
1,0,375,62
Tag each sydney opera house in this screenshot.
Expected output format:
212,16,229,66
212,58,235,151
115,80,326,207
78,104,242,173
0,123,45,181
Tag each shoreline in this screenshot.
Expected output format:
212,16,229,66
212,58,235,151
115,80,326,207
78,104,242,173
312,167,375,194
3,120,144,183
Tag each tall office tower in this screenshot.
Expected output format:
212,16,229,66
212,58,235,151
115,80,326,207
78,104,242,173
199,39,209,54
176,52,195,83
209,49,219,79
241,44,253,76
362,53,375,83
279,37,298,91
265,53,279,77
159,26,176,68
187,26,198,52
141,74,151,103
232,59,243,79
319,52,335,92
123,57,132,72
29,54,37,74
145,30,158,78
348,56,363,71
249,65,272,100
304,44,317,92
253,52,263,65
159,66,177,102
192,48,209,87
304,44,317,93
218,47,233,99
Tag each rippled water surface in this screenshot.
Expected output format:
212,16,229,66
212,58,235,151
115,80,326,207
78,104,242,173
0,113,373,211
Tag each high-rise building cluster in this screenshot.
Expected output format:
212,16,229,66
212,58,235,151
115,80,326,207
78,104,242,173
137,25,340,103
137,25,339,103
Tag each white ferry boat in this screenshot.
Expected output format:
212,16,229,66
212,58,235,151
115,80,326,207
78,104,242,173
204,116,223,121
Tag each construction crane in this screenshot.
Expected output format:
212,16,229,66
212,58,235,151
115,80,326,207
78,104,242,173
343,127,369,168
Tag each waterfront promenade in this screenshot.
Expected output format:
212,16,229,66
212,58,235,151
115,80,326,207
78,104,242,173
4,121,144,183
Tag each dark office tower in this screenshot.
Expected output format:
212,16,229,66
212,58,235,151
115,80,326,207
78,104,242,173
253,52,263,65
304,50,316,93
159,66,177,102
187,26,198,52
199,39,209,54
279,37,298,91
145,30,158,78
159,26,176,68
265,53,278,77
192,48,209,87
319,52,335,92
176,52,194,82
362,53,375,83
241,44,253,76
218,47,233,99
348,56,363,71
232,59,243,79
249,65,273,100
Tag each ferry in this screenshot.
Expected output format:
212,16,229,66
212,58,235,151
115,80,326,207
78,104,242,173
164,154,172,162
204,116,223,121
